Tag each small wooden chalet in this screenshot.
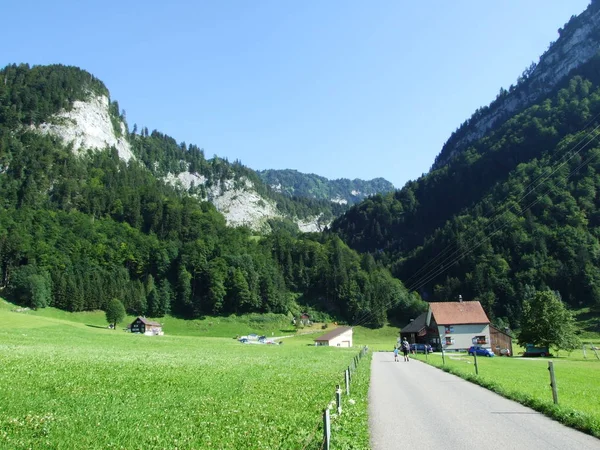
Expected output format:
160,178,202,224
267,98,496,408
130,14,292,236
400,312,438,348
425,300,491,351
314,326,353,347
130,317,163,336
490,325,513,356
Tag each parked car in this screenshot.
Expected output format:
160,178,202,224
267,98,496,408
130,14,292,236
239,338,249,343
468,346,495,357
523,344,549,357
410,343,433,354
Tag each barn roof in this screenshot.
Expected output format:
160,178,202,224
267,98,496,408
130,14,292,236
314,326,353,342
135,316,162,327
401,312,428,334
429,301,489,325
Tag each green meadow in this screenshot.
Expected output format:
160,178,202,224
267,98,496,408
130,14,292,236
411,349,600,438
0,299,392,449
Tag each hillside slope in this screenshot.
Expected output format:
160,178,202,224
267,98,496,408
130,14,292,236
0,63,418,327
435,1,600,169
332,3,600,325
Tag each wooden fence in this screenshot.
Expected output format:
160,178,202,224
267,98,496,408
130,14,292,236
319,345,369,450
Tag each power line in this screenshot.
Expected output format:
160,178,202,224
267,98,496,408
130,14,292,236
351,114,600,329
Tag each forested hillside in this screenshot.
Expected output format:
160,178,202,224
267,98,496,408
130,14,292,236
258,169,394,205
333,55,600,326
0,63,424,327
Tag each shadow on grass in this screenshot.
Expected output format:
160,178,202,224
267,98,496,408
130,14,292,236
86,324,109,329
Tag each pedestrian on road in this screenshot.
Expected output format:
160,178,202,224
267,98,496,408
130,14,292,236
401,338,410,362
393,347,399,362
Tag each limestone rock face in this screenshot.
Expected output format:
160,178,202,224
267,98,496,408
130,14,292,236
36,95,133,162
164,171,325,231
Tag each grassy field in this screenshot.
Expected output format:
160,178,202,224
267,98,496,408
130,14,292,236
411,350,600,438
0,299,394,449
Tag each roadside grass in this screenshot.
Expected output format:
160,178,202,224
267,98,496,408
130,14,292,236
412,351,600,438
0,301,375,449
330,352,372,450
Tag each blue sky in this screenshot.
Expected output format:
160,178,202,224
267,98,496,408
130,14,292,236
1,1,591,188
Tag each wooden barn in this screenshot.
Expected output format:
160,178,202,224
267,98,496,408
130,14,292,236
130,317,163,336
490,325,513,356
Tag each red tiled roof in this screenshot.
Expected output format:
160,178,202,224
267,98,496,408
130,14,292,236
314,326,353,342
429,301,489,325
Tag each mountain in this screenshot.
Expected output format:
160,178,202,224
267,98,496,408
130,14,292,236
2,69,392,232
0,63,419,326
257,169,394,205
434,1,600,169
332,1,600,326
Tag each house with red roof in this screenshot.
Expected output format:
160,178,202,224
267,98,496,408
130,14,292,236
425,300,491,351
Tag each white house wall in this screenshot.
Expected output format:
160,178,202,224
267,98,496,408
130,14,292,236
328,331,353,347
437,324,490,351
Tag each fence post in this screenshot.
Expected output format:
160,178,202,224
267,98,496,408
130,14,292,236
323,408,331,450
548,361,558,405
473,351,479,375
583,344,587,360
592,345,600,361
441,346,446,366
348,365,352,383
336,385,342,415
345,369,350,395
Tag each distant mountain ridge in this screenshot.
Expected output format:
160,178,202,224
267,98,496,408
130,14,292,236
257,169,394,205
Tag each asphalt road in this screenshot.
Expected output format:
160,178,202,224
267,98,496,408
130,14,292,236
368,352,600,450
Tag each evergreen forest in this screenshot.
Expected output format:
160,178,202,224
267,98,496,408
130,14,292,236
0,63,422,327
332,55,600,327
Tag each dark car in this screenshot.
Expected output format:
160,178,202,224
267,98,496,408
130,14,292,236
468,346,495,357
523,344,549,357
410,343,433,354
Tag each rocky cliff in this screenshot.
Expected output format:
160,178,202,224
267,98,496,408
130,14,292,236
35,95,134,161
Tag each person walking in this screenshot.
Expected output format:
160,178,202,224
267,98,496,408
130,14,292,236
393,347,399,362
401,338,411,362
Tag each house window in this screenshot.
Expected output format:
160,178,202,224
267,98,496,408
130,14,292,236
445,337,455,345
445,326,454,334
475,336,487,345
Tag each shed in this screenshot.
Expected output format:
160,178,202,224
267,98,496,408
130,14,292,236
314,326,353,347
400,312,432,345
490,325,513,356
130,317,163,336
